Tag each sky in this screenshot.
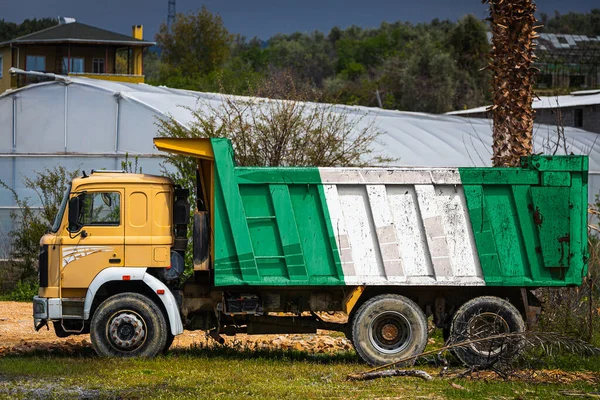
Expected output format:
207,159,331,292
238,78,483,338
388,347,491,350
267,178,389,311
1,0,598,42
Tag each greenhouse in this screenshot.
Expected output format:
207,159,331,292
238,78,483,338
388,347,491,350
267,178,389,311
1,74,600,256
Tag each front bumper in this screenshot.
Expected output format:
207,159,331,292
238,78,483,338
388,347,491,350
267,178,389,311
33,296,62,329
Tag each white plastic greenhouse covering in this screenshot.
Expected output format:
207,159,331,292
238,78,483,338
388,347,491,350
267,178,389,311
1,76,600,256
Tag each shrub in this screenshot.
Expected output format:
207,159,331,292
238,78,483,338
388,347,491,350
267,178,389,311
0,166,78,295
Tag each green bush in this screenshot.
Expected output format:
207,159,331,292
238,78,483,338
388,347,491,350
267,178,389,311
0,280,38,302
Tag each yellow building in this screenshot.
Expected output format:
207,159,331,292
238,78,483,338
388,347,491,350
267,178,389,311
0,20,154,93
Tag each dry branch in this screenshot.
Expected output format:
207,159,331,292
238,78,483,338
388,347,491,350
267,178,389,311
559,391,600,398
348,331,600,379
347,369,433,381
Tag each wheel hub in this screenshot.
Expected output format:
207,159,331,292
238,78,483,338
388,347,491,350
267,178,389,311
368,311,412,354
108,312,146,350
381,323,399,341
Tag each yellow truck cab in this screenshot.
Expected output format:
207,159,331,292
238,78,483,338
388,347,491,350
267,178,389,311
35,171,185,353
32,137,589,365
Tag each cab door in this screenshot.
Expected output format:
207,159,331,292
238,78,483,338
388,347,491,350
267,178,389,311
61,190,125,290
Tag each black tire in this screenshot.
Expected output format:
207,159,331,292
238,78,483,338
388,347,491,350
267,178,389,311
351,294,428,366
449,296,525,367
344,324,352,342
90,293,168,358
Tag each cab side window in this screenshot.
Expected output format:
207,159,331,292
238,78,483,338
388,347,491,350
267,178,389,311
79,192,121,226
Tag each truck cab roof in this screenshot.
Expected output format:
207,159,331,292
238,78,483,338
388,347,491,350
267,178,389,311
72,172,173,188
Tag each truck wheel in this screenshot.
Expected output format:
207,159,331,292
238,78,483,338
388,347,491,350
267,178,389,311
90,293,168,358
449,296,525,367
351,294,428,366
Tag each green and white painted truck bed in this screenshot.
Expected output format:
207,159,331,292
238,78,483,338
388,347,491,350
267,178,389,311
211,139,588,288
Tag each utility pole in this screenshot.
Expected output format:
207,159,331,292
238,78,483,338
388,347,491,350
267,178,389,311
167,0,176,32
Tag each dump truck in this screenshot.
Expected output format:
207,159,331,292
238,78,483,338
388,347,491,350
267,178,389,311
32,137,589,365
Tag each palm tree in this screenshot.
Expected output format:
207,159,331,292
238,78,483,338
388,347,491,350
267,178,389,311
485,0,538,167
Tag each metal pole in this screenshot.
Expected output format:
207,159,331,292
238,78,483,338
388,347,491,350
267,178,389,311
114,94,120,152
64,84,68,152
12,95,17,208
12,96,17,151
375,90,383,108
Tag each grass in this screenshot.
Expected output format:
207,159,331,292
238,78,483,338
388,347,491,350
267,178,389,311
1,343,599,399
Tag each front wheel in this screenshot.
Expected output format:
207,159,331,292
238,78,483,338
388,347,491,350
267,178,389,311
351,294,428,366
90,293,168,358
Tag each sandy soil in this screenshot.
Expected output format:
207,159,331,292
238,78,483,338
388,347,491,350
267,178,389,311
0,301,351,355
2,302,600,387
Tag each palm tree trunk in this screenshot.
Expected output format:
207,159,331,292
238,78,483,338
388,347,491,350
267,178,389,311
485,0,538,167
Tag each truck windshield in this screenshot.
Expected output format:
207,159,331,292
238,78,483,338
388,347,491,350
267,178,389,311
51,185,71,233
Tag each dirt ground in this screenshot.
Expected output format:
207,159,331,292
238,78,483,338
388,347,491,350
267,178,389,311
0,301,352,356
3,302,600,388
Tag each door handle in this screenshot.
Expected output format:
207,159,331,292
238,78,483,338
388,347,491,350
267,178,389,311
109,258,121,264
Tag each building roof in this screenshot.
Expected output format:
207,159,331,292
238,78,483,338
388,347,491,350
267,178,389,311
486,31,600,51
447,90,600,116
0,21,154,47
537,33,600,51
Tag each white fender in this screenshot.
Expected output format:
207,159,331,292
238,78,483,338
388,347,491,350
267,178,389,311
83,267,184,336
142,273,184,335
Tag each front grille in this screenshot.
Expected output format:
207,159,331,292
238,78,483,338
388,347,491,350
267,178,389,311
38,245,48,288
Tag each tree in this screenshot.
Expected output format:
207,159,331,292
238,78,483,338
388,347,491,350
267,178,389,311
539,9,600,36
0,18,57,42
485,0,537,167
267,31,335,86
143,49,161,84
378,36,458,113
447,15,491,110
156,6,233,83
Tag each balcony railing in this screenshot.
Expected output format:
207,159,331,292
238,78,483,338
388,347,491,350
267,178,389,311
11,70,145,88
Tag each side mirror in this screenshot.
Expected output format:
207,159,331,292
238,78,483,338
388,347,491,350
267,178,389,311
101,193,112,207
68,197,80,231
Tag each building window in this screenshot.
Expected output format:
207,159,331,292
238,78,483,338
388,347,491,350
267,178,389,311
26,55,46,72
93,58,105,74
62,57,84,74
574,108,583,128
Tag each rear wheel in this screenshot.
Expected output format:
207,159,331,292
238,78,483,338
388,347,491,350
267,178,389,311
449,296,525,367
351,294,428,366
90,293,168,358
